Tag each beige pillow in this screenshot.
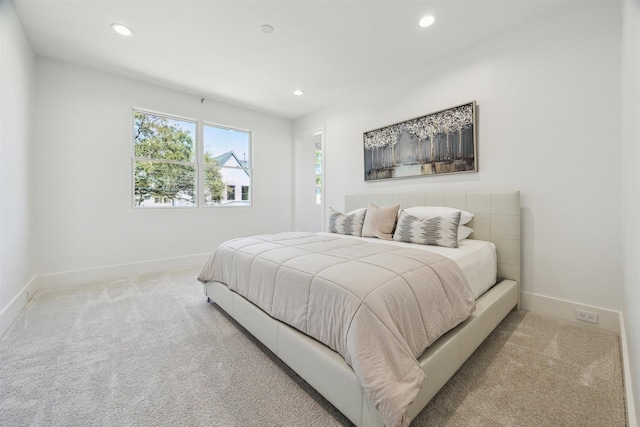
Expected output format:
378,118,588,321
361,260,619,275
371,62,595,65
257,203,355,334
361,203,400,240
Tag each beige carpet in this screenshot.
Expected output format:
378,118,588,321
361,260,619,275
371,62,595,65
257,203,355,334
0,267,626,426
415,307,626,426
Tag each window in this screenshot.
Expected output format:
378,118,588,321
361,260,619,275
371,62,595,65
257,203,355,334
226,185,236,201
315,144,322,206
132,110,252,208
203,124,251,206
133,111,197,207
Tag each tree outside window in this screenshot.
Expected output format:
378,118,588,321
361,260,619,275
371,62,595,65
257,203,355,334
133,112,198,207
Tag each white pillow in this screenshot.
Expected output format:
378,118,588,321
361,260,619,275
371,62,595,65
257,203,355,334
403,206,473,225
458,225,473,240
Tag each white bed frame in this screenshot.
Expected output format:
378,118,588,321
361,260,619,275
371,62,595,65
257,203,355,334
204,190,520,426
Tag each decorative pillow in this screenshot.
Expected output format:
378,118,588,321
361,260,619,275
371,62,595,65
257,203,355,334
393,210,462,248
361,203,400,240
458,225,473,241
328,207,367,236
403,206,473,225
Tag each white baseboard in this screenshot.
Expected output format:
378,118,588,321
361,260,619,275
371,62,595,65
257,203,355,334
31,253,210,290
620,315,637,427
520,291,621,334
0,276,36,339
0,253,210,339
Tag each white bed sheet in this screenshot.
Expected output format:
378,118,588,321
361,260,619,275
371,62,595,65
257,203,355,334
318,233,497,299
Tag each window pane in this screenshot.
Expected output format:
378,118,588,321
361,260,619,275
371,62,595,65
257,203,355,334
203,164,226,206
203,124,251,207
315,148,322,175
315,146,322,206
227,185,236,201
134,160,196,207
134,112,196,162
204,125,250,167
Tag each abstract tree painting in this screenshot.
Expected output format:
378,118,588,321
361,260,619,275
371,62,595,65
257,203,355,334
363,101,477,181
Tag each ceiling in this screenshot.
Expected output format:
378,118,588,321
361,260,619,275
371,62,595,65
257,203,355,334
12,0,571,120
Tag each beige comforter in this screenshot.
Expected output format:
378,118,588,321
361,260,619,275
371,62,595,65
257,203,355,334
198,232,475,427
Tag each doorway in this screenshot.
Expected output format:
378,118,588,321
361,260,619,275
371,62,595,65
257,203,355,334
294,130,324,232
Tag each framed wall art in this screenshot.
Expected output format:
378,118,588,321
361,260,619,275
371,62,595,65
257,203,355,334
363,101,477,181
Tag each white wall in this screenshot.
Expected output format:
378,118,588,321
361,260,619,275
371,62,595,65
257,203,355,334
32,58,293,279
0,0,36,335
621,0,640,418
294,3,623,311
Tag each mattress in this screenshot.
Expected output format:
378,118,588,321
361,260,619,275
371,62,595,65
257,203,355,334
318,232,497,299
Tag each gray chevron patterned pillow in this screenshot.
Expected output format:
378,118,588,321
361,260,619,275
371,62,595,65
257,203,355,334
393,210,461,248
328,208,366,236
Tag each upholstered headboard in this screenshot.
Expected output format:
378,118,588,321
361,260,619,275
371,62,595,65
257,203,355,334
345,190,521,285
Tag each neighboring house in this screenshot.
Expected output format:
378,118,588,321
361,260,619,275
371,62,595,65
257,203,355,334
137,150,250,207
214,151,251,206
138,194,194,207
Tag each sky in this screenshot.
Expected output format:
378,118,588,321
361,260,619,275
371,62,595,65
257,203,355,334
204,125,250,164
159,115,250,164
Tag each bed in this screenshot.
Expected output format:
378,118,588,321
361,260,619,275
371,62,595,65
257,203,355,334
199,190,520,426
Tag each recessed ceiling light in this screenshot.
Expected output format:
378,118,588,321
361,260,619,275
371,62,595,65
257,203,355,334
111,23,134,37
419,15,436,28
260,24,274,34
293,90,305,96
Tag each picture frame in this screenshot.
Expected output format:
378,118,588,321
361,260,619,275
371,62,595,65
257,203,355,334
363,101,477,181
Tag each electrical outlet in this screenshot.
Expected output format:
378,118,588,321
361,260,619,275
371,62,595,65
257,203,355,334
576,309,598,324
